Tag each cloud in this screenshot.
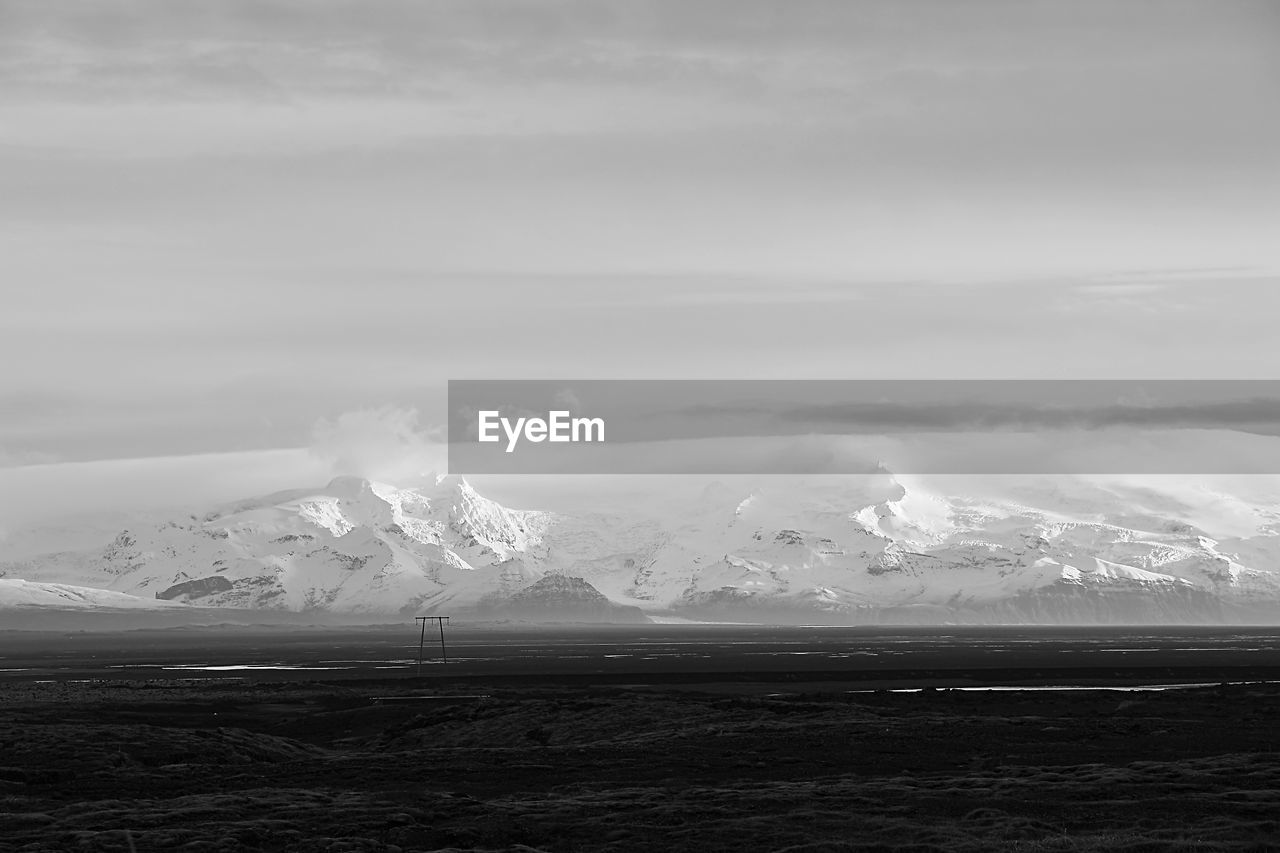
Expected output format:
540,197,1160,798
655,386,1280,438
449,429,1280,476
552,387,583,411
0,447,62,468
772,398,1280,435
309,406,445,483
0,448,332,531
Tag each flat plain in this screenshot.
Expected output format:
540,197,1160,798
2,625,1279,851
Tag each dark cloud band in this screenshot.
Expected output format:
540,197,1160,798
448,379,1280,474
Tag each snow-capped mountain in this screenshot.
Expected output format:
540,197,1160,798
0,579,184,610
3,472,1280,623
0,474,553,616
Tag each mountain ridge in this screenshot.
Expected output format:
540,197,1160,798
3,472,1279,624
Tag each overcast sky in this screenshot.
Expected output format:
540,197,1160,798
2,0,1279,503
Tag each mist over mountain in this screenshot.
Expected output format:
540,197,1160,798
2,472,1279,625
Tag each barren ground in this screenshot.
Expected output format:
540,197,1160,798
2,673,1279,852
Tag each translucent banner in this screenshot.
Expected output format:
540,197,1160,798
447,380,1280,474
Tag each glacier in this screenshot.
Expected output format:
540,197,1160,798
2,471,1279,624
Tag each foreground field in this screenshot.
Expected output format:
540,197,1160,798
2,675,1279,852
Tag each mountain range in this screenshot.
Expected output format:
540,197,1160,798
3,472,1280,624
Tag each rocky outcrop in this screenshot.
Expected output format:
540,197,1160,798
155,575,235,601
478,574,650,624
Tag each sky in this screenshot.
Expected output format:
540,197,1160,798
2,0,1279,521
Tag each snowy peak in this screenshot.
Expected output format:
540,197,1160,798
1039,556,1192,588
4,473,1280,623
0,475,563,616
0,579,182,610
